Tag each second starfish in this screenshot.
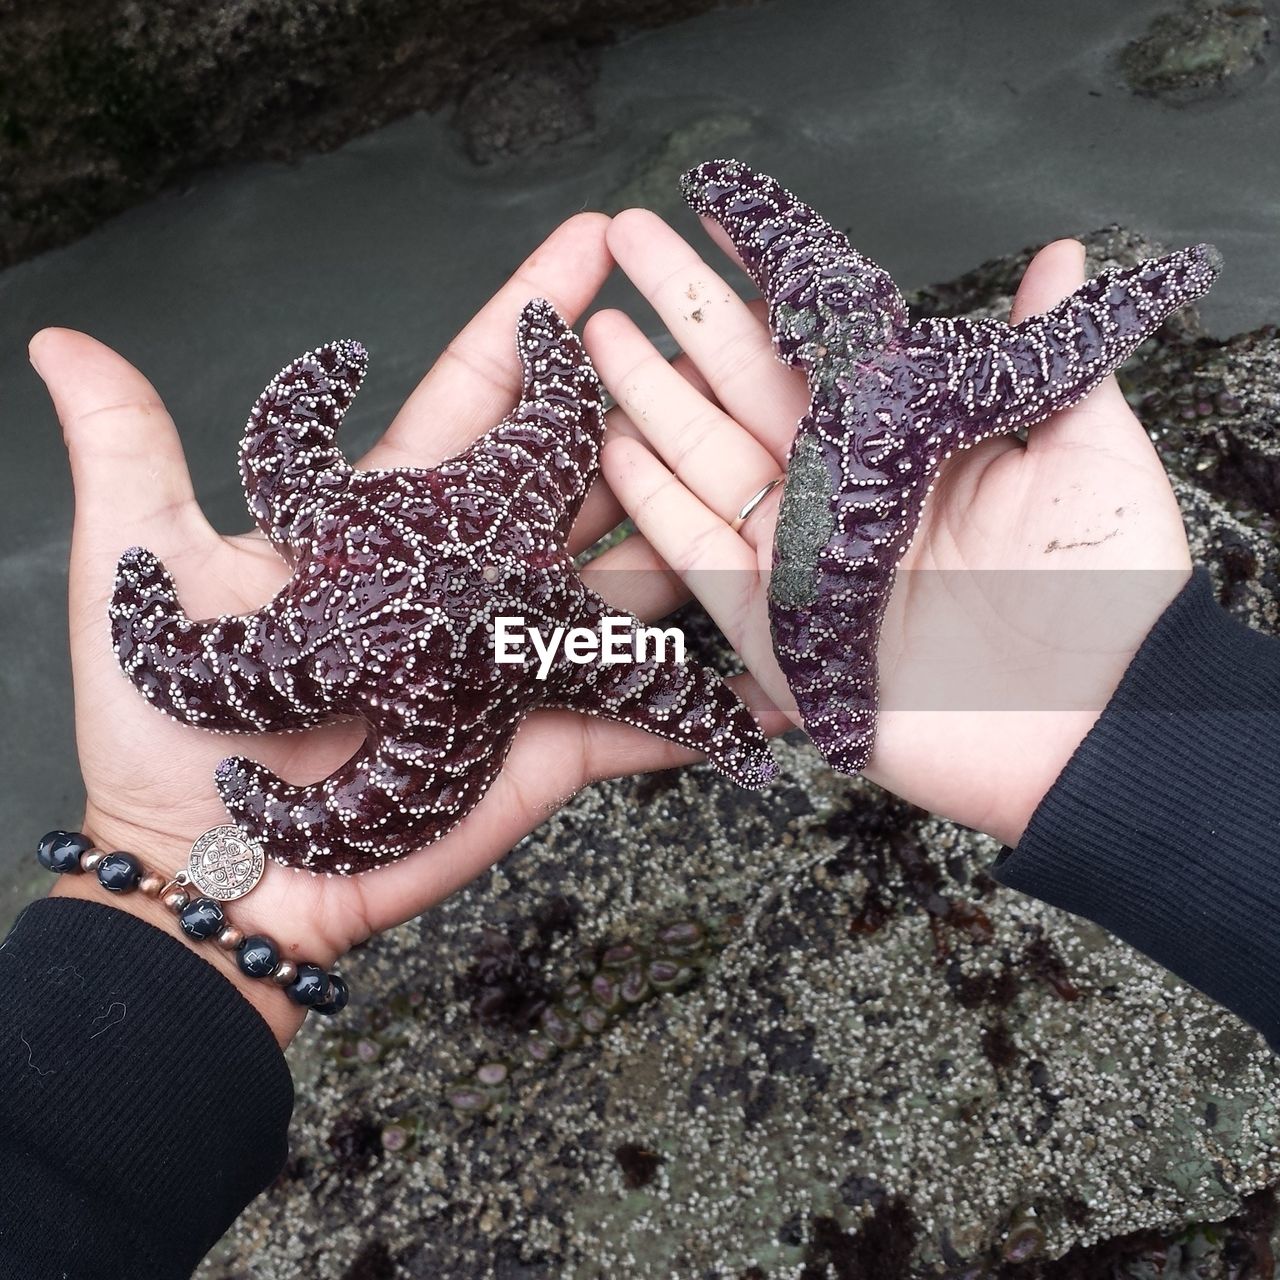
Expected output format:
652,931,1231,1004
682,159,1221,775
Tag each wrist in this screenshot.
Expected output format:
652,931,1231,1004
47,813,345,1048
988,566,1197,848
49,872,306,1048
988,709,1102,847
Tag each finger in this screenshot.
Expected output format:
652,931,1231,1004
668,349,716,402
1009,238,1086,323
584,309,782,525
579,529,690,619
1012,239,1141,454
602,436,752,576
567,479,625,557
608,209,807,457
732,481,783,556
566,348,715,556
600,343,717,448
699,215,749,276
602,435,788,694
30,328,214,577
601,443,796,722
604,401,645,444
364,212,612,470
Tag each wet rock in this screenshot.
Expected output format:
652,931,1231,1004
340,1239,396,1280
608,112,757,215
614,1141,662,1189
1128,324,1280,524
325,1113,383,1176
800,1200,917,1280
454,43,599,164
1120,1,1270,100
197,231,1280,1280
0,0,736,269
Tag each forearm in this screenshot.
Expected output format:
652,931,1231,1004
0,897,294,1278
994,567,1280,1048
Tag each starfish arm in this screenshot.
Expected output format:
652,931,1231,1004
110,545,329,733
543,589,777,789
681,158,909,369
443,299,604,548
768,418,914,776
239,340,366,557
215,700,522,872
770,585,882,776
909,243,1222,446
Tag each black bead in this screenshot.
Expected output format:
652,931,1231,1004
179,897,225,941
97,851,142,892
37,830,91,874
286,963,329,1007
314,974,349,1016
237,935,278,978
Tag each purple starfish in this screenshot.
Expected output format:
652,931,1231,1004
681,159,1221,774
111,300,775,873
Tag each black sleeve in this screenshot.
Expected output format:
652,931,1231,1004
0,897,294,1279
995,566,1280,1049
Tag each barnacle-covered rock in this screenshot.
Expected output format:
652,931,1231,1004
1131,323,1280,519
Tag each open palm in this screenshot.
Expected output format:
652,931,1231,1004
590,214,1191,846
34,214,783,984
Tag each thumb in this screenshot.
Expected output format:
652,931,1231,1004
1010,240,1136,454
31,327,216,654
1009,237,1086,323
31,328,212,558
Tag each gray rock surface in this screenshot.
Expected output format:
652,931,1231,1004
455,43,602,165
196,230,1280,1279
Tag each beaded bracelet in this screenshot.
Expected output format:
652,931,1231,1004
36,829,349,1016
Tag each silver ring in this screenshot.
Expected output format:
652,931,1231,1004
731,477,784,532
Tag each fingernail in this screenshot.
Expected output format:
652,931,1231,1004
28,331,48,378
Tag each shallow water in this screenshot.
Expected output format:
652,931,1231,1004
1,0,1277,924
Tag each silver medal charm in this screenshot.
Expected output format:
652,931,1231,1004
182,825,266,901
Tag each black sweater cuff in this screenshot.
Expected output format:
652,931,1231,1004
0,897,294,1278
995,567,1280,1048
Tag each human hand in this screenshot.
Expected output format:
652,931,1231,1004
32,213,782,1044
588,211,1191,848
